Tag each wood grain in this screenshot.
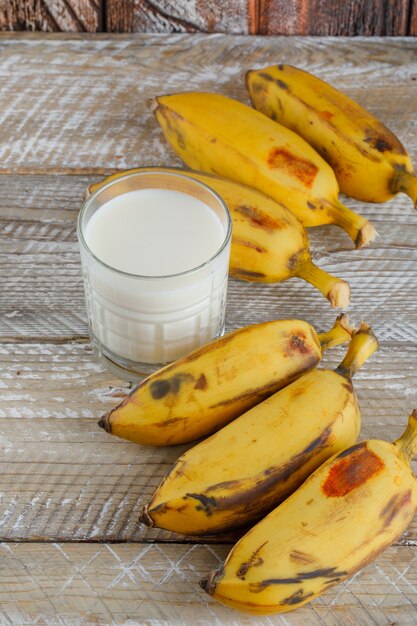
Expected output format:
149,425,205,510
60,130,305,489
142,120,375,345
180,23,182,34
259,0,411,35
106,0,258,34
0,0,101,32
410,0,417,35
0,35,415,174
0,542,417,625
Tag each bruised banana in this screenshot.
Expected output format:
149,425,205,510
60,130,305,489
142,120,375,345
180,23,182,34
98,315,353,446
140,323,377,534
246,64,417,206
201,410,417,615
150,92,376,248
88,167,349,307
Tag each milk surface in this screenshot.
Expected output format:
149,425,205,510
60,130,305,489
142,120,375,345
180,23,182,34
85,189,225,276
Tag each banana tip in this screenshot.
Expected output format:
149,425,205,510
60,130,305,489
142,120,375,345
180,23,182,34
329,281,350,309
146,97,159,113
336,313,355,336
355,221,377,249
199,577,210,593
200,565,224,595
97,413,111,433
139,506,154,527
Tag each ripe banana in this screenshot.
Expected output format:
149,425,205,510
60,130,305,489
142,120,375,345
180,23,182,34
201,409,417,614
88,167,350,307
150,92,376,248
246,64,417,206
98,315,352,446
140,323,377,534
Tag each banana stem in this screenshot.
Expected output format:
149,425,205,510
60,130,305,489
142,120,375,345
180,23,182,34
396,170,417,208
325,199,377,249
317,314,354,351
295,257,350,308
394,410,417,462
335,322,378,379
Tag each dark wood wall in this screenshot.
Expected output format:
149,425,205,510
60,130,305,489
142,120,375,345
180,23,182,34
1,0,416,35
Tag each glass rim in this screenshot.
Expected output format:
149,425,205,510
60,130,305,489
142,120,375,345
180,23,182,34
77,168,233,280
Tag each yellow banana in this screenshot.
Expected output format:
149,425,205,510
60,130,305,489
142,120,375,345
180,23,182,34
150,92,376,248
98,315,352,446
246,64,417,206
201,410,417,615
88,167,350,307
140,323,377,534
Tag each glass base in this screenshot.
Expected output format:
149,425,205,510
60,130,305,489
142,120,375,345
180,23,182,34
91,323,226,383
93,339,166,383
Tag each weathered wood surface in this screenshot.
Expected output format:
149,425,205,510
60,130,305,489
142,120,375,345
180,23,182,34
1,542,417,625
1,34,417,624
2,0,417,34
410,0,417,34
106,0,258,34
0,35,415,174
258,0,411,35
0,0,101,32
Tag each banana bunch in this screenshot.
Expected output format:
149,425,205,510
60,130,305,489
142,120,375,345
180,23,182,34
89,167,350,308
98,315,352,446
140,323,377,535
201,410,417,614
150,93,376,248
246,64,417,207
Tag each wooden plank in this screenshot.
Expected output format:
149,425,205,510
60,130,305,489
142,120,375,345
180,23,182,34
410,0,417,34
2,173,417,341
106,0,258,34
0,340,416,543
0,35,415,173
259,0,410,35
0,0,101,32
0,542,416,625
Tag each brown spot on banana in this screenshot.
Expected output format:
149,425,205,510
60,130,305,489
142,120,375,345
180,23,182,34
208,369,311,409
185,493,217,516
318,110,334,121
248,567,348,592
279,589,315,606
233,205,286,231
266,147,318,188
229,268,266,281
236,541,268,580
232,238,266,254
194,373,208,390
363,125,407,155
284,332,311,357
380,490,412,528
150,373,195,399
154,416,188,429
322,443,385,497
290,550,318,565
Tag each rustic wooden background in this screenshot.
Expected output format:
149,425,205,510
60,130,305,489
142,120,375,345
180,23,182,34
0,32,417,623
1,0,417,35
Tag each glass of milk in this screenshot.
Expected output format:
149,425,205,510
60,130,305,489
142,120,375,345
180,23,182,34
77,169,232,381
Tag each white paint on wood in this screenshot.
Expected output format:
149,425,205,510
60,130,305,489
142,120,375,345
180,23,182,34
0,543,416,625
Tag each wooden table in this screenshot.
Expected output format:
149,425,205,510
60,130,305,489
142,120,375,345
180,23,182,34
1,33,417,625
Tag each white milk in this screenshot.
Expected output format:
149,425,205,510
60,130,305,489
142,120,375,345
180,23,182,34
79,183,231,372
85,189,225,276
